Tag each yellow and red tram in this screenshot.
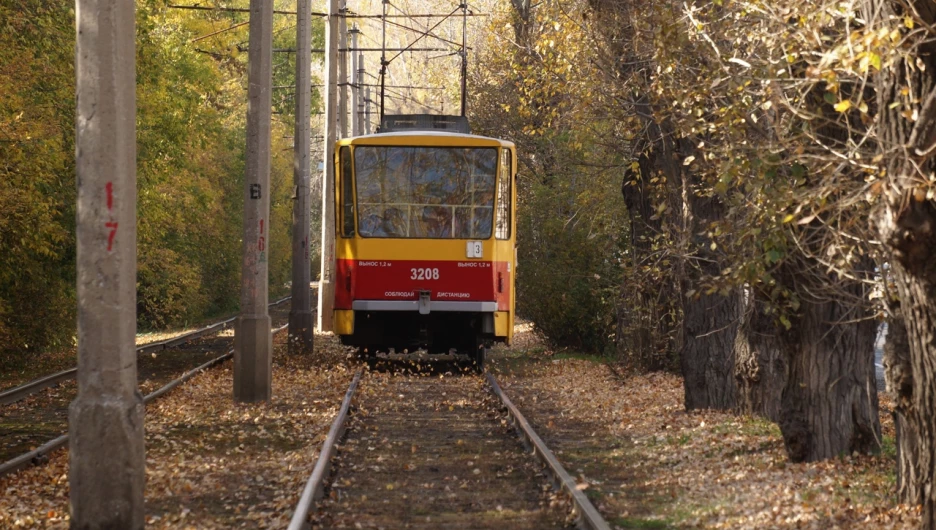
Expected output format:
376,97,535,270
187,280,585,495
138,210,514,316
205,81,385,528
331,116,516,369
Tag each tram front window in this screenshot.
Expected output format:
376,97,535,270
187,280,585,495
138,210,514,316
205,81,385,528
354,146,498,239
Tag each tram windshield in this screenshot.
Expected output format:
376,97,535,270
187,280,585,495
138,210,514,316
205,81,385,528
353,146,498,239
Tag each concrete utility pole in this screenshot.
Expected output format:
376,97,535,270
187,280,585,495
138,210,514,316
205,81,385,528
365,86,372,134
235,0,273,401
289,0,314,354
70,0,145,527
358,52,366,134
338,0,349,138
351,25,361,137
317,0,339,332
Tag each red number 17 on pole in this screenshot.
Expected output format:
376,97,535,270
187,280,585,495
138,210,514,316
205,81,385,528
105,182,117,251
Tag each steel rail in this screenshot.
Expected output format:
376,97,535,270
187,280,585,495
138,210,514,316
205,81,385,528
0,296,293,406
0,369,76,407
288,369,362,530
0,324,291,477
145,322,290,402
485,373,612,530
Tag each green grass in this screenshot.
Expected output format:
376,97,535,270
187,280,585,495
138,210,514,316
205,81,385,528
611,516,674,529
550,350,608,363
669,433,691,446
740,416,782,437
664,497,731,526
881,435,896,459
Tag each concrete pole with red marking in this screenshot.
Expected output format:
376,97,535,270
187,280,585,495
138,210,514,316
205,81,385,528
289,0,314,353
235,0,273,401
69,0,145,526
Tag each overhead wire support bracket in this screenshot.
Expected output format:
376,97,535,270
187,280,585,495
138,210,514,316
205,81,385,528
168,4,315,16
341,12,487,18
167,4,487,19
269,47,447,53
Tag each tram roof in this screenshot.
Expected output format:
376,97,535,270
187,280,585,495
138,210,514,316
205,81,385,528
338,130,514,147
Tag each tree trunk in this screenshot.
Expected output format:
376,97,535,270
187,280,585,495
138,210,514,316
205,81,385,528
777,283,881,462
680,162,739,411
734,294,786,422
882,260,936,523
681,289,740,410
617,153,679,371
884,314,922,505
864,0,936,519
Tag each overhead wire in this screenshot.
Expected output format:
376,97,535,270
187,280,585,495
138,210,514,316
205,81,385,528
386,2,463,50
382,90,438,112
189,1,471,120
377,1,466,119
383,4,461,65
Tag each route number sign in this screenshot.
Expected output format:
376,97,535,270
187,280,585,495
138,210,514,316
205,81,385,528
466,241,483,259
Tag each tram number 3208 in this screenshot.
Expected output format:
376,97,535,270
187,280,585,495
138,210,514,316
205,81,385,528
410,268,440,280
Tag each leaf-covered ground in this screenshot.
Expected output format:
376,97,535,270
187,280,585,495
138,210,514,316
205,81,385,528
0,304,294,464
491,324,921,529
0,329,352,529
0,320,921,529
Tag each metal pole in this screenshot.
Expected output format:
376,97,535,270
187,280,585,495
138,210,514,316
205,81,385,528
235,0,273,401
379,0,388,124
317,0,339,332
338,0,348,138
460,2,468,117
289,0,314,353
351,25,360,137
70,0,144,526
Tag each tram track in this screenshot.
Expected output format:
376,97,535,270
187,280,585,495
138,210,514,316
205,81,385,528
0,295,292,406
290,364,611,530
0,295,301,477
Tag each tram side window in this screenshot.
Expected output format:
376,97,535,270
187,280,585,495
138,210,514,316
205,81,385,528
340,146,355,237
495,148,511,240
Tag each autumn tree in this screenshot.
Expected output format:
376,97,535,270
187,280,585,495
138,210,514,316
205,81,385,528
572,0,884,462
134,0,317,327
469,0,627,354
0,0,76,358
0,0,320,362
584,0,745,409
856,0,936,520
672,0,882,460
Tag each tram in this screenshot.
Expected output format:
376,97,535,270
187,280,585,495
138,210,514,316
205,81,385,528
331,115,516,369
